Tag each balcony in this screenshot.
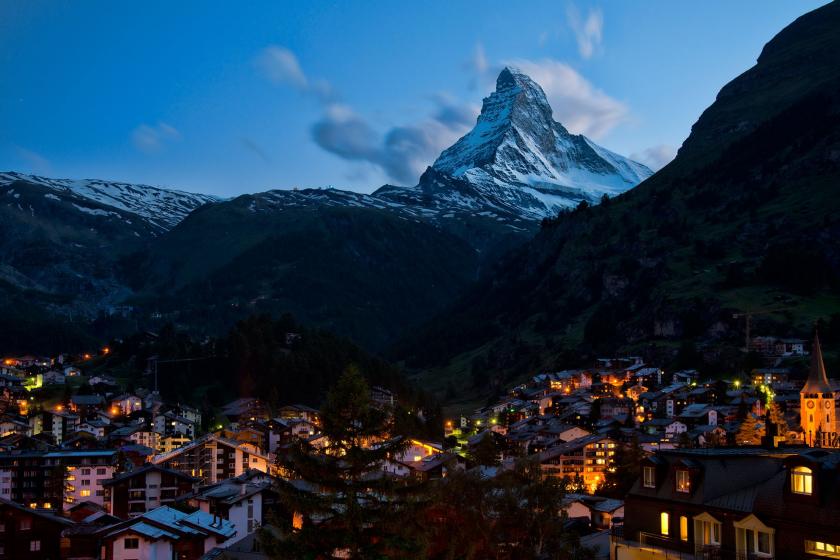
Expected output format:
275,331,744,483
610,528,764,560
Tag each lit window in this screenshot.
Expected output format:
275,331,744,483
80,489,91,497
697,519,721,545
30,540,41,552
680,516,688,541
791,466,813,495
807,540,840,558
676,470,690,493
660,512,670,536
643,466,655,488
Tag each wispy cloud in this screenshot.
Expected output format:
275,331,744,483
630,144,677,171
256,45,333,102
464,43,489,90
502,58,627,139
311,98,477,185
566,4,603,59
258,45,477,185
15,146,51,174
132,122,181,154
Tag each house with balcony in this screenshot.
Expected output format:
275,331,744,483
151,434,271,484
102,464,198,519
611,447,840,560
537,434,618,491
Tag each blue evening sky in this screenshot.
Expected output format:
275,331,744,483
0,1,827,196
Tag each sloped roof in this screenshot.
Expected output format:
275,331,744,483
802,333,832,394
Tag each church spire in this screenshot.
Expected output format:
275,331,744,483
802,332,832,395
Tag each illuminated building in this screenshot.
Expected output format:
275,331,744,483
801,334,836,447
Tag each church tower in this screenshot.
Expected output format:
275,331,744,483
801,333,835,446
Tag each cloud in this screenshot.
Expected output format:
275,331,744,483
15,146,51,174
503,58,627,138
431,93,479,131
630,144,677,171
256,44,477,185
256,45,333,102
566,4,603,59
256,46,307,88
132,122,181,153
311,98,477,185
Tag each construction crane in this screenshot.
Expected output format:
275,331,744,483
732,306,797,352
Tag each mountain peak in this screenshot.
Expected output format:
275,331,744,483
496,65,536,89
428,68,651,217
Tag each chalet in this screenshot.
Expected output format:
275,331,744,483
111,394,143,415
76,420,108,438
158,434,192,454
276,404,319,424
152,434,270,484
678,404,719,428
218,425,266,452
70,394,105,418
600,398,633,420
753,368,790,387
0,497,75,559
180,471,277,546
612,447,840,560
537,434,618,491
394,439,444,464
563,494,624,530
0,449,118,511
48,410,81,444
0,415,31,437
153,411,196,438
672,370,699,384
102,464,198,519
220,398,270,424
98,505,236,560
175,403,202,426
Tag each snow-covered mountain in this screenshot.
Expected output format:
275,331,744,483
0,172,218,232
376,67,652,219
1,68,649,233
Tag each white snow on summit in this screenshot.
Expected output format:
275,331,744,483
385,67,653,219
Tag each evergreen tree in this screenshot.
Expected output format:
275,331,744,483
469,431,500,467
266,366,421,559
491,460,593,559
767,401,788,438
736,413,764,445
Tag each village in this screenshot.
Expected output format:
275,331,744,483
0,332,836,560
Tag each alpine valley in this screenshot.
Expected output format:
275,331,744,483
0,68,650,352
4,1,840,409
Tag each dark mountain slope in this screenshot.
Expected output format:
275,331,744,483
0,174,217,354
399,1,840,398
128,193,480,350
